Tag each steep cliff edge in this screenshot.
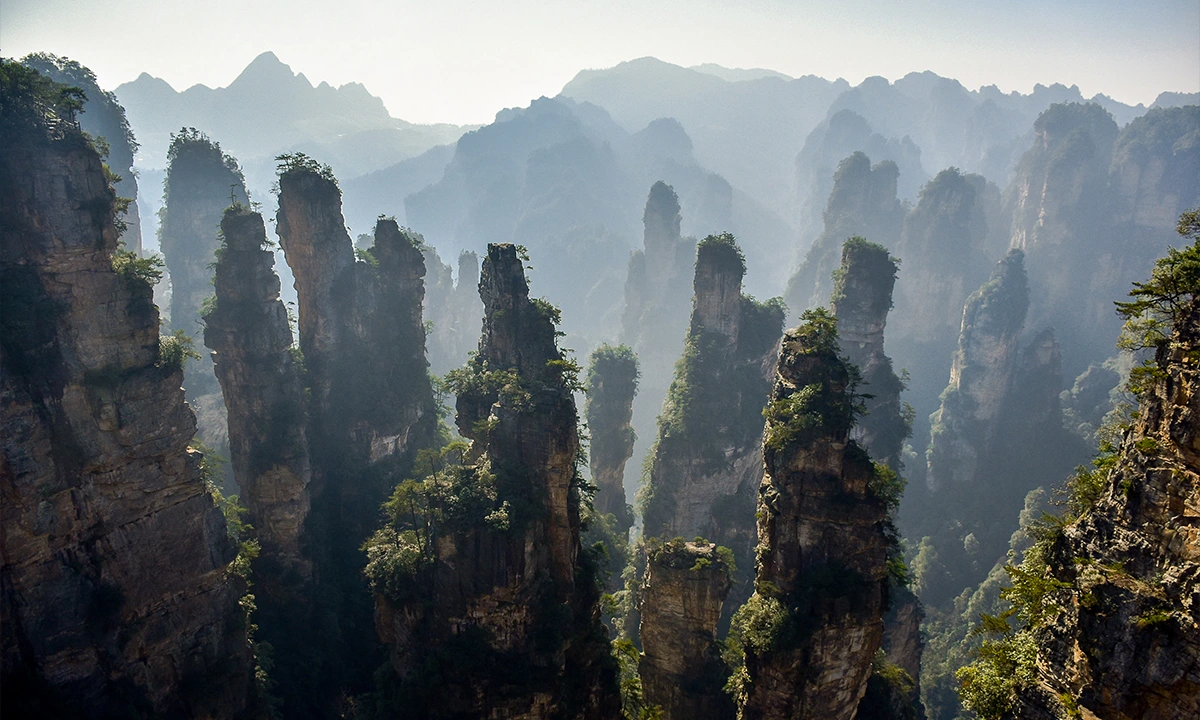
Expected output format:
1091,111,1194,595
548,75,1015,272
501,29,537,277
0,63,254,717
586,343,640,535
731,309,893,720
830,236,909,469
958,215,1200,720
639,539,735,720
640,233,785,588
367,243,619,718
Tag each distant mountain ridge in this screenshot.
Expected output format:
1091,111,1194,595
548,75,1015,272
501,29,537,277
116,51,472,190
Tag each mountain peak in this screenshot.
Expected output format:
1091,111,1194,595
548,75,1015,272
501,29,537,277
229,51,299,89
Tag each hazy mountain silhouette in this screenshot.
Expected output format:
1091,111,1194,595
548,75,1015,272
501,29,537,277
116,51,472,190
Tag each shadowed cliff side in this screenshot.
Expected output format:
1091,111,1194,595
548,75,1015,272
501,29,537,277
203,203,318,716
366,243,620,718
276,156,440,715
0,62,255,718
729,309,893,720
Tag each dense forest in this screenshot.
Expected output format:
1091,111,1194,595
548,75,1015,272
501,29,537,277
1,41,1197,720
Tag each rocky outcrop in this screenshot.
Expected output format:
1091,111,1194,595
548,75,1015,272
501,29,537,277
639,539,735,720
640,233,785,582
586,343,639,534
370,243,620,718
989,229,1200,720
159,128,249,396
0,69,253,717
203,204,312,580
786,151,904,314
21,53,143,254
734,310,891,720
829,237,909,469
926,250,1029,491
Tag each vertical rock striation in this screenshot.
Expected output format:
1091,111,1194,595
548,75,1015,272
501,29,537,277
829,237,909,469
586,343,640,535
639,539,735,720
640,233,785,583
203,204,312,580
369,243,620,718
735,310,891,720
0,66,253,717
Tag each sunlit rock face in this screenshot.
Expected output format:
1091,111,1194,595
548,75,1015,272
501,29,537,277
639,539,735,720
737,317,890,720
1012,296,1200,720
927,250,1029,491
373,244,620,719
640,234,784,603
0,95,253,718
204,204,312,582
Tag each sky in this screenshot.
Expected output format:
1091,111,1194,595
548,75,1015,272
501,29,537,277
3,0,1198,125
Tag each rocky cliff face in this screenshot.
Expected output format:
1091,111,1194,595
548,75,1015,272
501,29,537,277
734,310,891,720
641,233,784,583
370,243,619,718
203,204,312,582
21,53,143,255
927,250,1029,490
0,73,253,717
586,343,639,535
639,539,735,720
786,151,905,314
830,237,909,469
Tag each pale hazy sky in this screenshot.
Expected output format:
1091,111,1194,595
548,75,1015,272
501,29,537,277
3,0,1198,125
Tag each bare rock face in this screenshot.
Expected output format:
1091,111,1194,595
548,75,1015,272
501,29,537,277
586,343,639,534
276,163,354,431
927,250,1029,490
735,311,890,720
203,204,312,580
785,151,904,315
0,81,253,717
372,243,620,718
641,233,784,589
639,539,735,720
424,247,484,375
830,237,909,469
1011,302,1200,720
